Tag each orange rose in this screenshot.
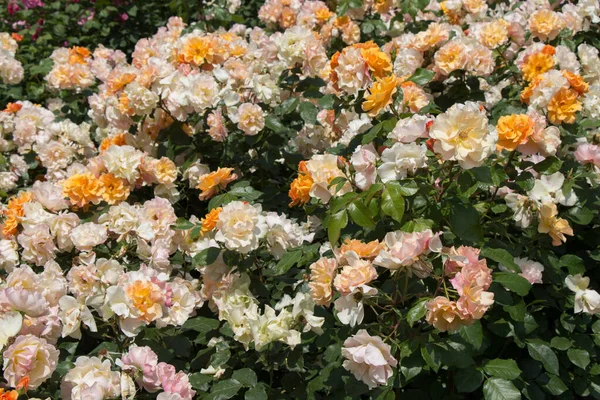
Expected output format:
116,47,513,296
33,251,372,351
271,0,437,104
496,114,534,151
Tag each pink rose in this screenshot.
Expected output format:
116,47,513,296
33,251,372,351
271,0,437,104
341,330,397,388
158,363,196,400
121,346,161,392
350,144,378,191
374,230,442,277
574,143,600,167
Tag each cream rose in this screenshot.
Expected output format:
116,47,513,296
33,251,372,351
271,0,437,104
215,201,267,254
341,329,398,388
70,222,108,251
61,356,121,400
3,334,59,389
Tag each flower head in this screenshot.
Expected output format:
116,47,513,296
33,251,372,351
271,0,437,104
197,168,238,201
547,87,581,125
362,75,398,117
342,330,397,388
496,114,534,151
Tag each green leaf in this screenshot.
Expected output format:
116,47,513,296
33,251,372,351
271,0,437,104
533,157,562,174
245,385,268,400
299,101,318,124
318,94,335,109
567,206,595,225
406,298,428,327
493,272,531,296
568,348,590,369
189,372,212,390
265,115,288,133
328,210,348,245
527,341,560,375
381,184,405,223
421,344,442,372
483,378,521,400
450,203,484,243
455,367,484,393
483,359,522,380
401,0,429,18
232,368,257,388
481,247,521,272
280,97,299,115
361,121,383,144
459,321,483,350
515,171,535,191
210,349,231,368
193,247,221,266
550,337,572,351
560,254,585,275
182,317,220,333
271,249,303,275
543,374,568,395
396,180,419,196
407,68,435,85
174,218,195,230
206,379,243,400
348,200,376,228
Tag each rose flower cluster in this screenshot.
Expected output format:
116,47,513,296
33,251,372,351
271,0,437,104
0,0,599,397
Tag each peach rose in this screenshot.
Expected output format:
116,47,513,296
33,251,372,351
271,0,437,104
425,296,465,333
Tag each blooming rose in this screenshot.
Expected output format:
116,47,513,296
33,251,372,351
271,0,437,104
70,222,108,251
350,143,378,190
0,239,19,271
3,334,59,389
119,346,161,392
388,114,430,143
305,154,351,203
341,330,398,388
374,230,442,277
101,144,143,184
565,274,600,315
504,257,544,284
309,257,337,306
58,295,97,339
215,201,267,254
157,362,196,400
429,102,497,169
333,254,378,296
425,296,464,333
377,142,427,182
61,356,121,400
236,103,265,136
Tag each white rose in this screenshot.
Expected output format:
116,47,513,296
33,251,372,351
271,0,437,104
3,334,59,389
377,142,428,183
32,180,69,211
61,356,121,400
215,201,267,254
70,222,108,251
59,295,98,339
0,239,19,271
17,224,56,267
101,144,143,184
565,274,600,315
388,114,430,143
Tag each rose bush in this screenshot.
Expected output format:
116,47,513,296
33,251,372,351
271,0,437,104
0,0,600,399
